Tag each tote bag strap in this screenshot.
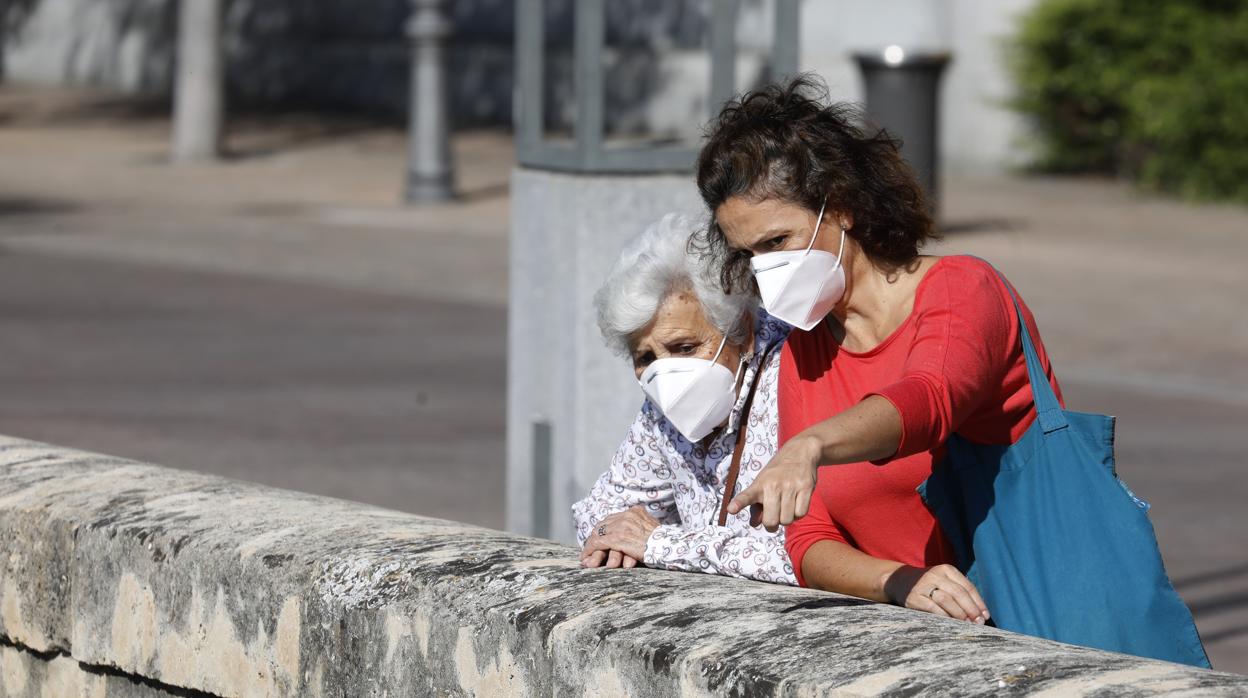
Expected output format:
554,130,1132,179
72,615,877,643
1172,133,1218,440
716,359,762,527
972,258,1068,434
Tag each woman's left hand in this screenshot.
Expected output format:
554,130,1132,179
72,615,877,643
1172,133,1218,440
580,506,660,569
884,564,991,624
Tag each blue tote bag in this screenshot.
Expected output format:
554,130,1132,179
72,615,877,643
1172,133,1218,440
918,268,1210,668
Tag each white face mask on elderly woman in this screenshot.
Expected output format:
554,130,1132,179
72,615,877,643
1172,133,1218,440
749,200,847,332
638,334,743,442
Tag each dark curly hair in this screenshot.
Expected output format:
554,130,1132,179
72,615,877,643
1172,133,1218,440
695,74,937,292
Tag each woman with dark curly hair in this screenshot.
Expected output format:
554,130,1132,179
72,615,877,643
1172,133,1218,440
695,75,1055,624
692,76,1210,668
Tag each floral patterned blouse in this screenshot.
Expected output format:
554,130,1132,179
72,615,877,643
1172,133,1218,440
571,311,797,585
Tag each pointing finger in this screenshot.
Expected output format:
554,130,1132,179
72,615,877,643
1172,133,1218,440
728,482,761,515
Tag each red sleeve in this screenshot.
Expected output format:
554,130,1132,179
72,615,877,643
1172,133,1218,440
783,479,847,587
778,343,848,588
869,261,1016,459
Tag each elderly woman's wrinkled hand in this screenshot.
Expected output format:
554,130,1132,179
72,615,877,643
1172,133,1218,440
580,506,660,570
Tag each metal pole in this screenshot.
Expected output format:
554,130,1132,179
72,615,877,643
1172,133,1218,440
515,0,544,164
405,0,455,203
772,0,801,81
172,0,224,162
1,0,7,83
572,0,604,170
708,0,739,113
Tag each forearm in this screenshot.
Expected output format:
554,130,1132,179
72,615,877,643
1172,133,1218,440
799,539,905,603
791,395,902,466
572,492,673,548
647,524,797,585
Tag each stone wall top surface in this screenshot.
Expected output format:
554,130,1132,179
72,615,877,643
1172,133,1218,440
0,434,1243,697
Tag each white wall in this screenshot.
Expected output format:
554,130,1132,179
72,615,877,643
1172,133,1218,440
799,0,1039,175
5,0,174,93
943,0,1040,173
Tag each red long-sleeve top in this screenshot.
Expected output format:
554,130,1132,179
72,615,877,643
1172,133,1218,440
780,256,1063,587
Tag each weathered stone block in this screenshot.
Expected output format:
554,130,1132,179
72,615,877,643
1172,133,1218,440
0,646,175,698
1,435,1244,696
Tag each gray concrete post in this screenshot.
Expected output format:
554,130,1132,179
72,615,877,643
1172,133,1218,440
404,0,455,203
172,0,224,162
0,0,7,83
507,170,704,544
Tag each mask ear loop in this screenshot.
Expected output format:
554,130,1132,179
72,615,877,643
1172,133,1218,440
707,332,729,367
802,200,828,256
730,346,749,392
831,224,847,271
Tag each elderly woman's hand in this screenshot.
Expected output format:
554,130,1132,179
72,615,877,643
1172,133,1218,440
581,506,660,569
727,433,821,532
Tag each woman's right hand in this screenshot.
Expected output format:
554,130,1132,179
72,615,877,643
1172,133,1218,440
884,564,991,624
727,433,821,531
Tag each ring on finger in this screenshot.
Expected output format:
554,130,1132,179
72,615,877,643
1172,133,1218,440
927,586,939,599
597,525,607,537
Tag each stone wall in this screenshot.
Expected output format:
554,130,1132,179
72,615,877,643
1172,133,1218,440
1,434,1244,697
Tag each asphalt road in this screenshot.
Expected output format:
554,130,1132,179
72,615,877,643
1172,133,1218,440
0,249,507,530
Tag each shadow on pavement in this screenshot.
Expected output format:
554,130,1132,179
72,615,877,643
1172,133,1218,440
1201,625,1248,646
939,217,1026,236
0,196,81,218
1173,562,1248,592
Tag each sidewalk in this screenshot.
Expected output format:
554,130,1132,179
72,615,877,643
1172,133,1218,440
0,85,511,307
2,85,1247,672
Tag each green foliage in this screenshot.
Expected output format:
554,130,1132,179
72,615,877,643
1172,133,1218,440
1009,0,1248,202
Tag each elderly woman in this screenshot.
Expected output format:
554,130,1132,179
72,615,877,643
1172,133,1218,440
571,213,795,585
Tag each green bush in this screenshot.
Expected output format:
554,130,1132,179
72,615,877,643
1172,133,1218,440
1009,0,1248,202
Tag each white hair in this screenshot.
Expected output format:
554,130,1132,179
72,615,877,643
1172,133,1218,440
594,213,756,357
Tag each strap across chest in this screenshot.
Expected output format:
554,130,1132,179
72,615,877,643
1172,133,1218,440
715,362,762,527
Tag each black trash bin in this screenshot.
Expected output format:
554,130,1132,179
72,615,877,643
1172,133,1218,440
854,47,951,213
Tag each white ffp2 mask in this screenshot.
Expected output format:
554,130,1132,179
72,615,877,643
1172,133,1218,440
638,335,743,442
749,201,847,332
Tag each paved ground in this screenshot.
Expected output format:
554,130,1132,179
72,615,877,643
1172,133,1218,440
1,86,1245,672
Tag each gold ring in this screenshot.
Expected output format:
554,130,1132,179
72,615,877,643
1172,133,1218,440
927,586,939,599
